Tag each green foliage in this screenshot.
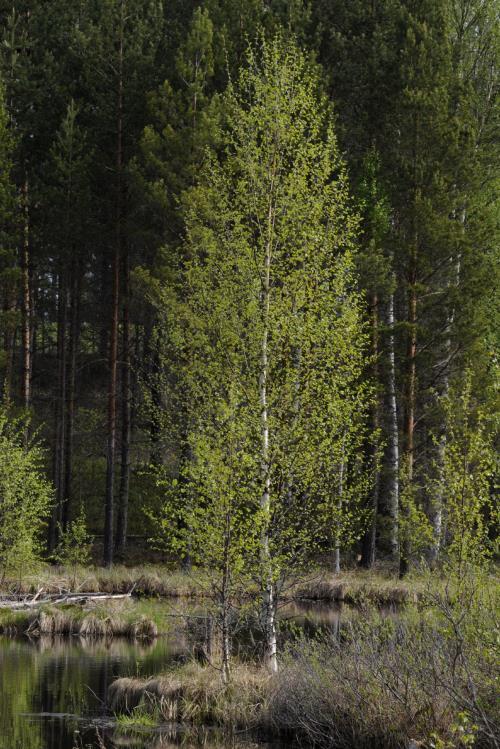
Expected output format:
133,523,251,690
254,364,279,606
432,373,497,572
53,509,93,570
0,410,53,577
155,34,372,588
356,147,392,297
398,459,435,568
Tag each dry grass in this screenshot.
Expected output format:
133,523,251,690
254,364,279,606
1,564,426,607
289,569,421,605
109,661,270,728
0,604,158,639
0,565,209,598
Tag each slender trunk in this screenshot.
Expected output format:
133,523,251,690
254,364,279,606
104,6,124,567
285,294,301,507
221,511,231,684
334,437,346,575
400,263,417,579
399,114,420,579
260,177,277,674
385,287,400,559
99,253,109,359
430,229,462,563
2,294,16,403
20,178,31,412
178,435,193,571
361,294,380,568
49,272,68,552
62,264,80,531
221,607,231,684
115,251,131,556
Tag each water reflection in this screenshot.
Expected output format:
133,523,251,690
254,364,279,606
0,635,180,749
0,601,389,748
0,633,283,749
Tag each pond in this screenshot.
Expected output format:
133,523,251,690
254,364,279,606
0,600,395,748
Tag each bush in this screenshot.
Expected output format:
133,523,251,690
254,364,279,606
270,601,499,749
53,509,93,587
0,411,53,579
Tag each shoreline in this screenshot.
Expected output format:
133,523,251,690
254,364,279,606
0,565,424,606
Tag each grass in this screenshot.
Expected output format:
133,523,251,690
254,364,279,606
0,607,33,635
107,608,499,749
115,708,159,729
109,661,270,729
0,564,209,598
288,567,423,605
0,602,159,639
1,563,426,606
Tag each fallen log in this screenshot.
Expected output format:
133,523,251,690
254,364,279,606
0,591,132,610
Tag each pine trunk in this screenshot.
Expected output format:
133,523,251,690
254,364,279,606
400,267,417,579
115,250,131,556
361,294,380,568
49,271,68,552
62,264,80,531
104,6,124,567
2,294,16,403
21,179,31,412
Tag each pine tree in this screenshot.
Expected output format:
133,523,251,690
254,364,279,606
0,76,17,403
131,5,222,533
45,100,92,548
356,149,393,567
75,0,165,565
391,1,469,575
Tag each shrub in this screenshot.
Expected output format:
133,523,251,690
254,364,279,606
0,411,53,579
270,603,499,748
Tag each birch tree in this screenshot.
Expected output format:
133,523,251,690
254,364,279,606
177,36,371,673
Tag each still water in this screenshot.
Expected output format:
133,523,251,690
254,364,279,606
0,601,376,748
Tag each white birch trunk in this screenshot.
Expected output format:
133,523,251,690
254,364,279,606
334,439,345,575
385,289,400,559
431,233,462,562
260,182,278,674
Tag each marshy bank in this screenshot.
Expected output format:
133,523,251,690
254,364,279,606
108,610,500,749
0,600,160,639
0,564,425,605
0,578,497,749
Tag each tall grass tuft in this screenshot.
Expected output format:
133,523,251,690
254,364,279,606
109,662,270,728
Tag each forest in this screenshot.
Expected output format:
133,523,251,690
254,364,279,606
0,2,498,749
